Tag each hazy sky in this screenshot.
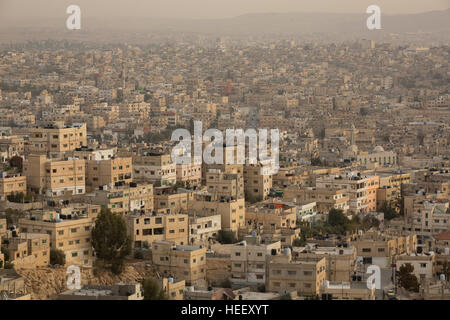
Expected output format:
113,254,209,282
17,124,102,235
1,0,449,20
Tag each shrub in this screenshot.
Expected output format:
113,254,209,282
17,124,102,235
50,248,66,265
134,251,144,259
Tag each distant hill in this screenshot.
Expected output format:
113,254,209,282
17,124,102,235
1,9,449,43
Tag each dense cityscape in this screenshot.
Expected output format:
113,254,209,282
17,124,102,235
0,1,449,303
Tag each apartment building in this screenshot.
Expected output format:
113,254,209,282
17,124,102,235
152,240,207,285
246,201,297,232
94,183,154,216
176,162,202,187
1,233,50,268
351,231,417,268
283,186,350,214
404,198,450,251
357,146,397,167
243,163,273,202
188,213,221,245
316,172,373,215
376,186,399,210
86,157,132,190
133,153,176,187
320,280,375,300
27,123,87,158
23,154,85,197
0,172,26,199
267,248,327,297
158,277,186,300
293,244,357,282
396,253,436,282
0,135,25,158
126,212,188,248
188,193,245,234
230,235,281,285
205,169,244,200
18,206,99,266
366,176,380,212
154,187,190,214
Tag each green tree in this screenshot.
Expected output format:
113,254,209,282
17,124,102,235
397,263,420,292
134,250,144,259
327,208,349,234
380,201,397,220
216,230,237,244
293,235,308,247
142,278,168,300
9,156,23,172
1,246,10,262
219,278,232,288
91,207,132,275
50,248,66,265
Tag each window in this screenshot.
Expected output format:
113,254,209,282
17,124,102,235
362,248,371,253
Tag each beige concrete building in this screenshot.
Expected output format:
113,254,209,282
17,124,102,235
159,277,186,300
86,157,132,190
396,253,436,282
154,187,190,214
24,154,85,197
284,186,350,214
293,244,357,282
188,213,221,245
267,249,327,297
152,240,207,285
133,153,176,187
176,162,202,187
2,233,50,268
351,231,417,268
320,280,375,300
0,172,26,199
27,123,87,159
243,164,273,202
206,169,244,200
316,172,374,214
246,201,297,232
94,183,154,216
189,193,245,234
126,213,188,248
231,235,281,285
19,206,98,266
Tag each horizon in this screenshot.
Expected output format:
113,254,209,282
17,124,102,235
0,0,449,22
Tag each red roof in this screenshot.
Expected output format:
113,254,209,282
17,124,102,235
434,232,450,241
